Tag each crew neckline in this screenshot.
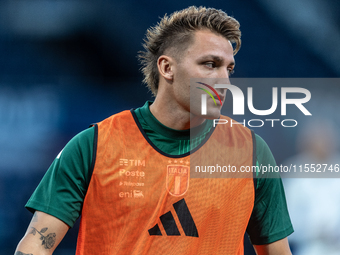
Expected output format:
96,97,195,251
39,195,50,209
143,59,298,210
136,101,212,140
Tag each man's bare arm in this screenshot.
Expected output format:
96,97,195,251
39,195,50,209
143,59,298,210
15,211,69,255
253,237,292,255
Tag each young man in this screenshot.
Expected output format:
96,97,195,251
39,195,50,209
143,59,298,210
15,6,293,255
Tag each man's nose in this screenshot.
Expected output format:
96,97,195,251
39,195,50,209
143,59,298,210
215,75,230,86
216,68,231,81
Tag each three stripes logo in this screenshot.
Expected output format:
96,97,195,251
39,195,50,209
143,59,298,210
148,198,199,237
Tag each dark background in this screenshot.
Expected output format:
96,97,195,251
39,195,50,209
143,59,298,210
1,0,339,254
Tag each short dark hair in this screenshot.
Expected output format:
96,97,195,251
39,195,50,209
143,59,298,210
138,6,241,96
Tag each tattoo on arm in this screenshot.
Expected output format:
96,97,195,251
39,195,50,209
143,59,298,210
29,227,56,249
15,252,33,255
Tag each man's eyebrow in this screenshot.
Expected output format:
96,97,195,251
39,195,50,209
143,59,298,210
198,55,235,65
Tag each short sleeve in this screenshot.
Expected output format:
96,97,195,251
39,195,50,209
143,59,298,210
246,134,294,244
25,126,95,227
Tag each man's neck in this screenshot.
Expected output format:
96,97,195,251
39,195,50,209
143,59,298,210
149,98,205,130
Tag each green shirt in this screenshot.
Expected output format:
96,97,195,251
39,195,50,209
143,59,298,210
26,101,293,245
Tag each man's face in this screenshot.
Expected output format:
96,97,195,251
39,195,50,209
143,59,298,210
171,29,235,120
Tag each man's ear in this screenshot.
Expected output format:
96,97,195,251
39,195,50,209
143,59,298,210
157,55,174,81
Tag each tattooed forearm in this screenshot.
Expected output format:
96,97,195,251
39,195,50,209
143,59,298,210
15,252,33,255
29,227,56,249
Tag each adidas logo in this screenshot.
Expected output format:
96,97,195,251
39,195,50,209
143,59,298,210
148,198,199,237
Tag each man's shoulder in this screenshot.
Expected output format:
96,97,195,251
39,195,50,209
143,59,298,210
96,109,134,125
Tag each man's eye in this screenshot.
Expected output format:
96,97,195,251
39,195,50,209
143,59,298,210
205,62,215,68
228,69,235,75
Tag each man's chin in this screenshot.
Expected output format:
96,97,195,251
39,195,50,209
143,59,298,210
189,107,221,121
199,110,221,120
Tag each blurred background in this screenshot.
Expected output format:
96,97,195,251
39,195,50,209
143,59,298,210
0,0,339,254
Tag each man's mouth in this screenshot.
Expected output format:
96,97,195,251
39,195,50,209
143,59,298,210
214,95,224,104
